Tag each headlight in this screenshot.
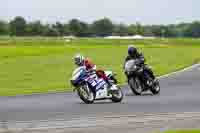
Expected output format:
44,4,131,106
130,65,137,72
133,65,137,70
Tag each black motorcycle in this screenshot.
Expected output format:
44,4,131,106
124,60,160,95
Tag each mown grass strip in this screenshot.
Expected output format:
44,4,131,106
162,129,200,133
0,38,199,96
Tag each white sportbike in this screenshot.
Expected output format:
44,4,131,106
70,66,123,104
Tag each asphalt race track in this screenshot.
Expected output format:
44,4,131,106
0,64,200,130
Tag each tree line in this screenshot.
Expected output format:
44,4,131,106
0,16,200,37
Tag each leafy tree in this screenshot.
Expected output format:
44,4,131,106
164,25,178,37
0,20,9,35
63,24,71,36
68,19,90,37
78,21,91,37
127,24,136,35
150,25,164,37
143,25,154,36
135,22,144,35
42,24,59,36
1,16,200,37
184,21,200,37
175,23,189,37
9,16,27,36
52,22,65,36
26,21,43,36
92,18,114,37
113,23,129,36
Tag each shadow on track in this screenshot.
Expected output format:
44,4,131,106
77,101,125,105
125,92,153,97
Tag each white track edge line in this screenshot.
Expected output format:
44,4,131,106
157,63,200,79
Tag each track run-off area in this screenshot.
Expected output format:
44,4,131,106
0,64,200,132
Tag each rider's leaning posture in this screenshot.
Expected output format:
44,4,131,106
73,54,112,88
123,45,156,84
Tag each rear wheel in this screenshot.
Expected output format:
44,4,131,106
111,86,123,103
77,84,95,104
129,77,143,95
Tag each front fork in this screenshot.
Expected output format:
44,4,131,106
143,71,154,87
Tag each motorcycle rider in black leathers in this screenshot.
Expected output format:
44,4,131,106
124,45,156,85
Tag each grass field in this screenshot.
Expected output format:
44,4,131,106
162,129,200,133
0,37,200,96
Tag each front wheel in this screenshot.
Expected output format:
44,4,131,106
150,79,160,95
128,77,143,95
110,86,123,103
77,84,95,104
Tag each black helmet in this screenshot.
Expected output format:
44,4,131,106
128,45,137,57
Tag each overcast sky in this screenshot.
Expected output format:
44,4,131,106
1,0,199,25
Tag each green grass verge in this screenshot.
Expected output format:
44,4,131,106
0,37,200,96
162,129,200,133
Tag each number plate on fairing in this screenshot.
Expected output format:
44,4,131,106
87,77,106,90
95,79,106,90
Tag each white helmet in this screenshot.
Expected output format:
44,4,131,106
73,54,85,66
